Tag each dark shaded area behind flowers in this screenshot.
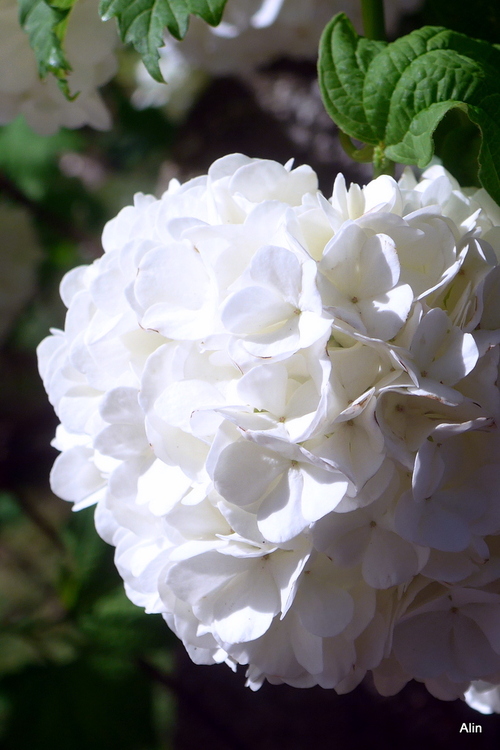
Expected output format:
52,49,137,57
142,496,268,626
1,2,500,748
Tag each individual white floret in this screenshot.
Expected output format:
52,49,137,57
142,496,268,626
393,586,500,683
222,244,331,358
319,221,414,340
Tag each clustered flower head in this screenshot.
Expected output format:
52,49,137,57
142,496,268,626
0,0,118,135
38,153,500,709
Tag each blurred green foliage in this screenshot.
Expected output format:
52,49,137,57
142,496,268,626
0,495,177,749
0,67,179,749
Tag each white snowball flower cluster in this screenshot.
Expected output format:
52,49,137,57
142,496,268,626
38,154,500,708
0,0,118,135
133,0,423,112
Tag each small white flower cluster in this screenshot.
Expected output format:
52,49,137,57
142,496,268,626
0,0,118,135
131,42,208,118
133,0,423,113
38,154,500,708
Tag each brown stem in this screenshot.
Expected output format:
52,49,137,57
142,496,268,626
0,171,101,255
13,490,66,553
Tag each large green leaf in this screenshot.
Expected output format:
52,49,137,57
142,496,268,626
99,0,228,81
318,15,386,145
18,0,78,98
318,13,500,202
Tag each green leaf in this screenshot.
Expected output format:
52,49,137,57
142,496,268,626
47,0,77,9
18,0,78,98
318,13,500,203
432,108,481,187
99,0,228,82
318,14,386,145
338,131,374,163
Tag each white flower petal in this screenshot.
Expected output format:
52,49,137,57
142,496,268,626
214,440,286,507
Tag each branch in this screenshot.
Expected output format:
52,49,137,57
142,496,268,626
0,171,102,256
